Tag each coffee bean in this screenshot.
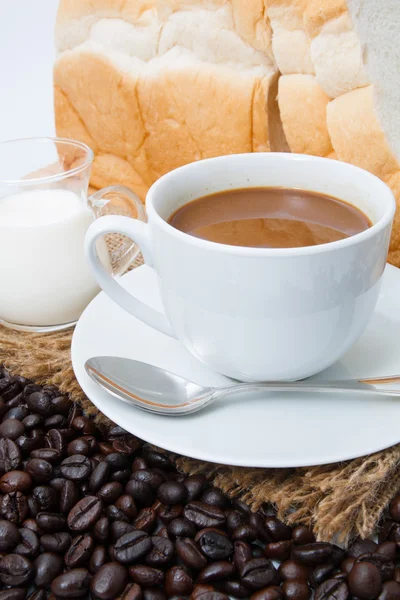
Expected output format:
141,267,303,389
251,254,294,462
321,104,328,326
157,481,187,505
26,392,54,417
264,517,292,542
1,491,28,523
32,485,58,512
68,438,90,456
234,541,253,572
281,580,311,600
65,534,94,568
378,581,400,600
376,542,397,561
89,544,107,574
51,568,91,598
314,578,349,600
129,564,164,587
40,532,71,553
144,450,173,471
132,457,148,471
292,543,343,567
44,414,67,429
198,488,226,509
250,587,284,600
198,561,236,583
0,470,32,493
191,584,229,600
114,530,152,564
114,495,137,521
117,582,143,600
197,528,233,560
217,580,252,598
145,536,174,568
125,480,155,507
34,552,63,588
0,419,25,441
36,510,66,533
348,538,378,558
4,406,29,422
0,439,21,473
68,496,103,531
348,562,382,600
176,537,207,570
265,541,293,561
26,458,53,483
51,395,72,415
157,503,183,523
279,561,310,582
23,414,42,430
111,469,131,483
0,554,33,586
45,429,66,454
58,478,79,514
113,438,140,456
0,590,27,600
183,475,207,503
226,510,248,533
134,507,157,532
248,513,272,543
165,565,193,596
0,378,22,403
110,521,134,542
184,501,226,529
168,517,196,538
61,455,92,481
232,524,259,542
30,448,60,463
89,462,111,493
89,562,128,599
14,527,39,558
98,481,123,504
356,553,394,581
0,519,20,551
105,452,130,471
292,526,315,546
241,558,279,590
87,518,106,546
310,563,335,588
16,432,45,454
143,590,166,600
108,504,130,523
389,496,400,523
340,557,356,575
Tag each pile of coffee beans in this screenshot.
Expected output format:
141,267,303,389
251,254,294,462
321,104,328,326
1,365,400,599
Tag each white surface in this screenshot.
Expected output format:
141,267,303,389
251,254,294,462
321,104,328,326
86,153,395,381
72,263,400,468
0,1,58,141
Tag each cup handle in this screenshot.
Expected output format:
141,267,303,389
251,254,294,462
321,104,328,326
85,207,177,339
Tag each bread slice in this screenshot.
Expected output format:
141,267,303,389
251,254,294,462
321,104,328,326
269,0,400,263
54,0,279,201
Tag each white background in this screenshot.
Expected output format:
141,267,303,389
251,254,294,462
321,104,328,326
0,1,59,141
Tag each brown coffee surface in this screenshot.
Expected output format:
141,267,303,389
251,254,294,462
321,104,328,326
168,187,371,248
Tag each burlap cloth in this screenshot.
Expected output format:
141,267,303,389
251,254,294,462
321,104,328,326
1,256,400,545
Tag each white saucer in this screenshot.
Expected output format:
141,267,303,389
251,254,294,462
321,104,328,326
72,264,400,468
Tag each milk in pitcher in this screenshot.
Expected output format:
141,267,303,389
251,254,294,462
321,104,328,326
0,188,110,326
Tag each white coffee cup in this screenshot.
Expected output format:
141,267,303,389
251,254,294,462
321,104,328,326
85,153,395,382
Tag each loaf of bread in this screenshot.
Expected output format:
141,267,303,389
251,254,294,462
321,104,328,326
54,0,400,264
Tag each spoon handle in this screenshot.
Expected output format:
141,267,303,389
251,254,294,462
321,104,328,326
212,380,400,402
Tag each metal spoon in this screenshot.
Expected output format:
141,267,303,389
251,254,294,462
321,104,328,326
84,356,400,416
